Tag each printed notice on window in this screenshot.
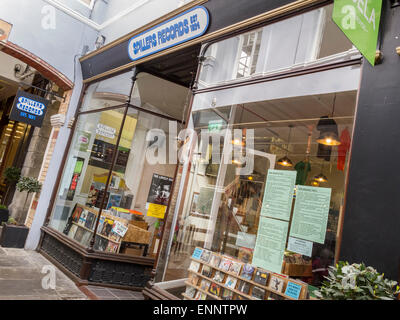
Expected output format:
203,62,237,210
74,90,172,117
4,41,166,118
260,169,296,221
253,217,289,274
289,185,331,244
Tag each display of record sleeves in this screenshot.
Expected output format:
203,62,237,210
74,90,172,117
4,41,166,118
189,261,201,272
254,269,269,286
224,276,237,289
188,273,199,286
251,286,266,300
201,265,213,278
194,291,206,300
200,279,211,291
219,258,233,271
269,275,285,292
240,263,255,280
200,249,211,263
209,283,221,296
84,212,96,230
210,254,221,268
212,271,225,283
222,289,234,300
268,293,285,300
229,261,243,275
192,247,203,260
72,205,83,222
78,210,88,226
185,287,196,298
237,280,251,294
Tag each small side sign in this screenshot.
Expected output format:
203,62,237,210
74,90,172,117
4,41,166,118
10,90,49,127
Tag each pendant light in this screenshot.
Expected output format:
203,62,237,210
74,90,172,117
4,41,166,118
314,162,328,183
278,125,294,167
316,94,341,146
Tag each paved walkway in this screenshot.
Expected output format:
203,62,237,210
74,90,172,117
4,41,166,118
0,247,87,300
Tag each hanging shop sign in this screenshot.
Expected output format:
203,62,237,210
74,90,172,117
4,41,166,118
10,90,49,127
128,6,209,61
332,0,382,66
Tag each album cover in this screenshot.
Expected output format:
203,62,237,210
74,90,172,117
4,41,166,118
200,279,211,291
219,258,233,271
192,247,203,260
233,294,246,300
200,249,211,263
224,276,237,289
210,254,221,268
202,265,213,278
269,275,285,292
237,280,251,294
229,261,243,275
189,261,201,273
105,241,119,253
254,269,269,286
221,289,234,300
185,286,197,298
77,210,88,226
194,291,203,300
213,271,225,283
240,263,255,280
101,219,114,237
74,228,86,243
96,236,109,251
209,283,221,296
251,286,265,300
84,212,96,230
68,224,78,238
268,293,285,300
71,206,83,223
188,273,199,286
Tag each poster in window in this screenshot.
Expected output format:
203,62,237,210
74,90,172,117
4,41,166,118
146,174,173,206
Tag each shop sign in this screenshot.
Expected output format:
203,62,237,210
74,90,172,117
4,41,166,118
10,90,49,127
332,0,382,66
96,123,116,139
128,6,209,61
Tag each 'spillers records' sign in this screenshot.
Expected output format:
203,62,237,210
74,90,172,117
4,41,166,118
332,0,382,66
128,6,209,61
10,90,49,127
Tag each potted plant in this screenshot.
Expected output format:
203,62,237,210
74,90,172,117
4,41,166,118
0,217,29,248
15,176,42,222
314,261,400,300
0,167,21,224
0,177,42,248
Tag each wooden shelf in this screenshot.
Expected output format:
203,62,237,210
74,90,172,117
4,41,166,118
185,281,222,300
186,249,308,301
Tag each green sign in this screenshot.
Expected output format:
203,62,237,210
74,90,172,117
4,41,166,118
332,0,382,66
253,217,289,274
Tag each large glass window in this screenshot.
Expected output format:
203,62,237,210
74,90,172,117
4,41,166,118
198,4,355,89
163,79,360,288
48,71,188,257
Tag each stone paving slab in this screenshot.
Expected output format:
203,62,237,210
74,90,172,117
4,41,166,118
0,247,88,300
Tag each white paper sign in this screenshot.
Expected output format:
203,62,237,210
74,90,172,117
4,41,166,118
287,236,313,257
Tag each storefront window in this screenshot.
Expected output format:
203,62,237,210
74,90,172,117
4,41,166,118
163,81,360,288
48,70,188,257
198,4,354,89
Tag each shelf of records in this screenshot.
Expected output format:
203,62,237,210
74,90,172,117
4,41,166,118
182,247,309,301
64,204,130,253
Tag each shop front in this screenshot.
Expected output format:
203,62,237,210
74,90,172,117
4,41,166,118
37,0,400,296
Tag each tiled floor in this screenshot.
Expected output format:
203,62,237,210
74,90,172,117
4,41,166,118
81,285,145,300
